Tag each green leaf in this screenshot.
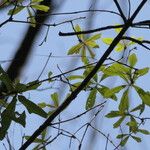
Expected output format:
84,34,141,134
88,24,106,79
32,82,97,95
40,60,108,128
14,83,27,93
31,0,43,3
115,43,125,52
51,92,59,107
8,6,25,15
75,24,81,32
67,43,83,55
115,25,122,33
100,73,110,82
128,37,143,45
120,136,129,146
68,75,84,80
38,102,47,108
48,71,53,78
119,89,129,112
130,103,145,115
131,136,141,143
12,111,26,127
138,129,150,135
31,5,49,12
41,129,47,140
0,99,8,108
103,63,130,83
87,47,95,58
27,80,41,90
86,89,97,110
18,95,47,118
102,38,113,45
126,121,137,127
116,134,128,139
87,33,101,41
0,65,13,91
134,85,150,106
0,96,17,140
128,53,137,67
86,40,99,48
105,111,122,118
27,7,36,27
74,24,83,39
135,67,149,79
113,116,125,128
71,82,81,91
97,86,117,101
127,117,138,133
104,85,126,98
81,46,88,64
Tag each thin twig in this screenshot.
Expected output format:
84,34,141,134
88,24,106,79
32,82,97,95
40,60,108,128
37,53,52,80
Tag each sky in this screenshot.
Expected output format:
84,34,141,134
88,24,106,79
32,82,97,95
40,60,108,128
0,0,150,149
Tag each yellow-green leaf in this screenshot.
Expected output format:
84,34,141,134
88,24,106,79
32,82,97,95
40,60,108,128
31,0,43,3
75,24,83,39
67,43,83,55
115,24,122,33
8,6,25,15
86,89,97,110
119,89,129,112
87,33,101,41
136,67,149,78
27,7,36,27
104,85,126,98
115,43,125,52
86,40,99,48
134,85,150,106
128,53,137,67
68,75,84,80
102,38,113,45
51,92,59,107
32,5,49,12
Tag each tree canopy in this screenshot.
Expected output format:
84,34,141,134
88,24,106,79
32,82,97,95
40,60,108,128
0,0,150,149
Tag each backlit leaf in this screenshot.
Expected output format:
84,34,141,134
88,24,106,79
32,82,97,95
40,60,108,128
128,53,137,67
51,92,59,107
104,85,126,98
8,6,25,15
32,5,49,12
86,89,97,110
67,44,82,55
134,85,150,106
102,38,113,45
119,89,129,112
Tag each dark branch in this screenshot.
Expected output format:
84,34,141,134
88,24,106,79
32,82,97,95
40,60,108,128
113,0,127,22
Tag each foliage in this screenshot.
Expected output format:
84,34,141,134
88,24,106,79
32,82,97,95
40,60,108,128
0,0,150,149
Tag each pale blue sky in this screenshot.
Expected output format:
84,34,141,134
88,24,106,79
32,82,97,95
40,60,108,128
0,0,150,149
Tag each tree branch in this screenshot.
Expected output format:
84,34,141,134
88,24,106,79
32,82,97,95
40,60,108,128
113,0,127,22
